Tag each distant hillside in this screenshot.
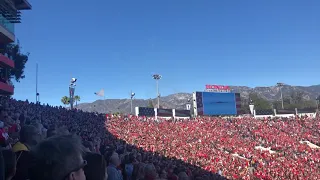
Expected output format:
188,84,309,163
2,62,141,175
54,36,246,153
76,85,320,113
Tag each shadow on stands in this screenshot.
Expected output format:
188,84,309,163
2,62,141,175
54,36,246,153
99,130,226,180
0,96,226,180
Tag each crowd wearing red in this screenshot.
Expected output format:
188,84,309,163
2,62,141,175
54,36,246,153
108,116,320,179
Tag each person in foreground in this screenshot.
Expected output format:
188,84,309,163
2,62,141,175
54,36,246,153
29,135,86,180
2,149,17,180
83,152,107,180
12,125,41,180
107,152,122,180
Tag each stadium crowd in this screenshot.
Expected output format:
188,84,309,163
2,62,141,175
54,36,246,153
0,96,319,180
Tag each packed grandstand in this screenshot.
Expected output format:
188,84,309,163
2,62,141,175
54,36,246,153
0,95,319,180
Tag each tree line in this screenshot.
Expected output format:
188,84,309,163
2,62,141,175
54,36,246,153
240,92,318,114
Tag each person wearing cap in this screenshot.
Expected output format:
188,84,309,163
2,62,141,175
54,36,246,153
12,125,41,153
12,125,41,180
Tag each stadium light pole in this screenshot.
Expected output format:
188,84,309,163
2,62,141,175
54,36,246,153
152,74,162,109
249,99,255,115
187,98,191,110
316,96,320,111
130,91,135,114
35,63,39,104
277,82,284,109
69,78,77,109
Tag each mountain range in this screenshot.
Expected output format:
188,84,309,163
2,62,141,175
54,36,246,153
76,84,320,114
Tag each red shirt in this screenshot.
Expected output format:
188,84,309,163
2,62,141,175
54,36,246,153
8,124,17,133
0,128,5,142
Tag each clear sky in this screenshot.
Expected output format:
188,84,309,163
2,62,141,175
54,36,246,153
12,0,320,106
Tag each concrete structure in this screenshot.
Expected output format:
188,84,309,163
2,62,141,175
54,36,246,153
0,0,31,95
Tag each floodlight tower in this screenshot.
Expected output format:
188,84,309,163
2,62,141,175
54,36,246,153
186,98,191,110
249,99,254,115
69,78,77,109
276,82,285,109
152,74,162,109
316,96,320,111
130,91,135,114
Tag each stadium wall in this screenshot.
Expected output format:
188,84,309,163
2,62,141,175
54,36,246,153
135,107,191,118
253,108,317,118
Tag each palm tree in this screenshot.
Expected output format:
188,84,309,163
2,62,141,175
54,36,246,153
74,95,80,107
61,96,70,107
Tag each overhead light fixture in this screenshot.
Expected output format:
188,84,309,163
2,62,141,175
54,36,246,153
71,78,77,83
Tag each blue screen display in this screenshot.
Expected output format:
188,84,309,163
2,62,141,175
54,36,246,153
202,92,237,115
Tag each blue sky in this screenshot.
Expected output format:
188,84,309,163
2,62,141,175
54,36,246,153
13,0,320,106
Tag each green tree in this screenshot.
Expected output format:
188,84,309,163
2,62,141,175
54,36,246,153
301,100,317,109
5,41,29,82
249,93,271,110
61,96,70,107
74,95,80,107
147,99,154,108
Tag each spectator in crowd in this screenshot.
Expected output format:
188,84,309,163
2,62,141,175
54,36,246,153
132,163,146,180
0,126,9,148
0,149,5,180
83,152,107,180
2,149,16,180
56,126,70,136
46,128,57,138
18,114,25,126
30,123,46,140
12,125,41,180
12,126,41,153
143,163,158,180
29,135,86,180
107,152,123,180
0,107,7,123
83,141,94,152
178,172,189,180
124,154,134,180
0,108,10,148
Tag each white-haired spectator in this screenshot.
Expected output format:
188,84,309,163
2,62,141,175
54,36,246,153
107,153,122,180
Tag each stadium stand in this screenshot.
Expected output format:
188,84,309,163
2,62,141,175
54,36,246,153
0,96,319,180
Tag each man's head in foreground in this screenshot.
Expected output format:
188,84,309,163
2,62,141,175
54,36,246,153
29,135,86,180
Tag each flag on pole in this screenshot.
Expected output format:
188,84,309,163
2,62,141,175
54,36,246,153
94,89,105,97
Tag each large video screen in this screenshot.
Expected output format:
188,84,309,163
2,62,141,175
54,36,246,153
197,92,240,115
